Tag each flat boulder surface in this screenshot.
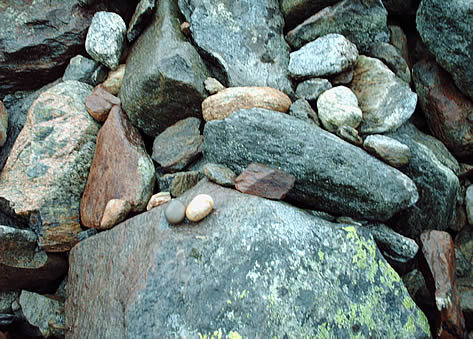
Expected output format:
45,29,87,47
203,108,418,221
66,180,430,338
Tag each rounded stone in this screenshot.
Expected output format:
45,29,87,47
165,200,186,224
185,194,214,222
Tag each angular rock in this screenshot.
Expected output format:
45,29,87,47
363,134,412,168
350,55,417,134
389,25,410,68
66,179,431,338
387,123,460,238
85,85,121,122
0,81,99,252
317,86,362,133
120,0,210,136
0,291,18,314
288,99,320,126
466,186,473,225
203,108,418,221
158,171,200,198
0,101,7,147
62,55,104,86
146,192,171,211
202,163,236,188
19,291,65,338
0,226,67,292
100,199,132,230
288,34,358,80
204,78,225,95
295,78,332,106
85,11,126,70
127,0,156,43
420,230,466,339
280,0,339,30
413,58,473,159
152,117,203,172
185,194,214,222
336,125,363,146
178,0,293,95
101,64,126,96
80,105,155,229
368,42,411,83
165,199,186,225
286,0,390,53
202,87,291,122
417,0,473,99
235,163,295,200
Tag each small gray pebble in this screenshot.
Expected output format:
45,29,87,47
165,200,186,224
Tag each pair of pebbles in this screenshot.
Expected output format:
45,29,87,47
165,194,214,224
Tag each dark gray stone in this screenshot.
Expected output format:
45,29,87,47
280,0,339,30
62,55,104,86
127,0,156,43
387,123,460,238
120,0,210,136
286,0,390,53
295,78,332,106
66,180,431,338
382,0,420,15
178,0,293,96
203,108,418,221
158,171,200,197
336,125,363,146
368,42,411,83
288,99,320,126
417,0,473,99
202,163,236,187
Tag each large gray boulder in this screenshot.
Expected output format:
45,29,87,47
417,0,473,100
66,180,431,338
178,0,293,96
120,0,210,137
203,108,418,221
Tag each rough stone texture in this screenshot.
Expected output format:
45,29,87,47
120,0,210,137
85,85,121,122
389,25,410,68
288,99,320,126
85,11,126,70
80,105,155,229
101,64,126,96
330,68,355,86
204,108,418,221
350,55,417,134
235,163,295,200
0,81,99,252
19,291,65,338
62,55,103,86
413,58,473,159
455,225,473,277
202,163,235,188
387,123,459,239
178,0,293,96
66,180,431,338
288,34,358,80
417,0,473,100
466,186,473,225
317,86,362,133
280,0,339,30
147,192,171,211
0,101,7,147
368,42,411,83
202,87,291,122
152,117,203,172
127,0,156,43
363,134,412,168
295,78,332,106
0,291,18,314
204,78,225,95
286,0,390,53
336,125,363,146
420,230,466,339
100,199,132,230
158,171,200,198
0,226,67,292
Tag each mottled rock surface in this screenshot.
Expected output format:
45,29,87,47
288,99,319,126
0,81,99,252
80,105,155,229
158,171,200,197
101,64,126,96
0,101,7,147
369,42,411,83
120,0,210,136
202,163,236,188
350,56,417,134
85,85,121,122
204,108,418,221
336,125,363,146
295,78,332,106
363,134,412,168
466,186,473,225
66,180,430,338
147,192,171,211
202,87,291,122
62,55,104,86
127,0,156,43
178,0,293,95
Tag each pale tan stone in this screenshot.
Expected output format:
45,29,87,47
100,199,132,230
185,194,214,222
202,87,291,121
101,64,126,95
146,192,171,211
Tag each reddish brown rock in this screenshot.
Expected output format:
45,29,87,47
0,101,7,147
413,59,473,159
80,105,155,229
235,163,295,200
85,85,121,122
202,87,292,122
420,230,466,339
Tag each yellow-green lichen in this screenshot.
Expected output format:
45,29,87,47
228,331,242,339
343,226,378,282
403,296,415,310
318,250,325,261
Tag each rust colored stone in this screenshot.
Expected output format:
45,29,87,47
80,105,155,229
235,163,295,200
202,87,292,121
85,85,121,122
420,230,466,339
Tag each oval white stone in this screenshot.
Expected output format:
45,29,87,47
186,194,214,222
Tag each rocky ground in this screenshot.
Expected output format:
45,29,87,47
0,0,472,338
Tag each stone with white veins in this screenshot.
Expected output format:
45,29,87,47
289,34,358,80
317,86,362,133
363,134,412,168
350,55,417,134
86,12,126,70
